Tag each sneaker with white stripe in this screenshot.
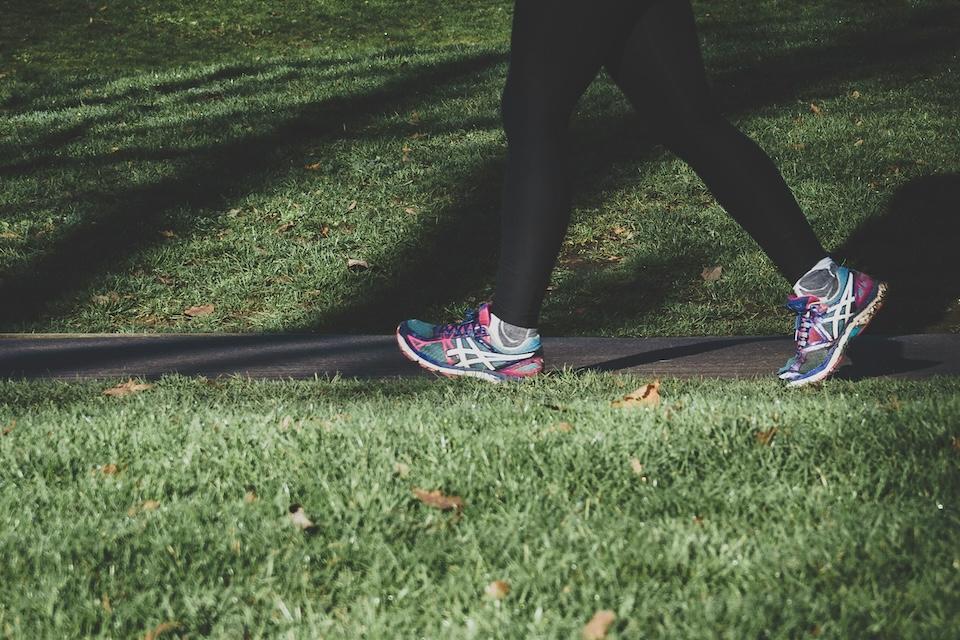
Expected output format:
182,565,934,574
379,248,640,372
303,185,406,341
778,266,888,387
396,302,543,383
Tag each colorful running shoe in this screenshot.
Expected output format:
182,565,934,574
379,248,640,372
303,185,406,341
778,266,888,387
396,302,543,383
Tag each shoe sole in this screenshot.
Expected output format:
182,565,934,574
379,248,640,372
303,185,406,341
786,281,889,388
395,327,527,384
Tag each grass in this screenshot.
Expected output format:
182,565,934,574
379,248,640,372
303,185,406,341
1,374,958,638
1,0,958,335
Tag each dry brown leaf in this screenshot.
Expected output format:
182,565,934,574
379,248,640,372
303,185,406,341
288,504,315,530
244,490,258,503
100,463,119,475
184,303,215,317
393,462,411,478
854,138,864,146
404,207,417,215
545,421,574,434
755,427,778,446
92,292,120,305
582,610,616,640
401,144,412,162
790,142,806,150
346,200,357,211
693,515,704,526
142,500,160,511
810,102,823,116
412,488,464,511
2,419,14,436
701,265,723,282
103,379,154,397
0,231,19,239
304,162,323,170
275,221,295,234
347,258,369,271
612,380,661,408
951,436,960,453
227,208,241,216
101,592,112,613
485,580,510,600
143,621,180,640
629,458,644,475
158,229,176,238
850,90,861,99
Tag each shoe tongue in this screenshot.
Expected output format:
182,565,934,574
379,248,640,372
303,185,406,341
477,302,491,327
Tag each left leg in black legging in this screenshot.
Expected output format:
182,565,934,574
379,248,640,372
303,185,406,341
602,0,827,284
490,1,639,329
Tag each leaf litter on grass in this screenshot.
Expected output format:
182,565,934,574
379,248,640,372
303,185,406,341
611,380,661,408
582,609,616,639
412,488,464,511
102,379,153,397
484,580,510,600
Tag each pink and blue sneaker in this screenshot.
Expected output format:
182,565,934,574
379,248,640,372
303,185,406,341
778,266,888,387
396,302,544,383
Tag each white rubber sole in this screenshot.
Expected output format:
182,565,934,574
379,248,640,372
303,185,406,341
786,281,889,388
395,327,507,383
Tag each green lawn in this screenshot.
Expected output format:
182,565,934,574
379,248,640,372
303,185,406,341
2,2,960,638
1,0,958,335
1,374,958,637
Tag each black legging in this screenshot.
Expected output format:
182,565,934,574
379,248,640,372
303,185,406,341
491,0,827,328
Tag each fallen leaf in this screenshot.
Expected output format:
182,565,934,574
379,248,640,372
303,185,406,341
0,231,19,239
393,462,411,478
582,610,616,640
100,463,119,475
288,504,315,530
545,421,574,434
854,138,864,146
755,427,778,446
412,488,464,511
951,436,960,453
143,621,180,640
275,221,295,233
404,207,417,215
485,580,510,600
158,229,176,239
346,200,357,211
701,265,723,282
101,592,111,613
92,292,120,305
142,500,160,511
227,208,241,216
810,102,823,116
2,419,15,436
103,379,154,397
304,162,323,170
401,144,412,162
347,258,369,271
629,458,644,475
849,90,861,99
184,303,215,317
319,224,331,238
611,380,661,408
790,142,806,150
693,515,704,526
155,274,175,285
244,489,258,503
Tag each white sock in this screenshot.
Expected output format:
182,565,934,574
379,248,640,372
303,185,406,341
793,256,841,299
488,312,539,352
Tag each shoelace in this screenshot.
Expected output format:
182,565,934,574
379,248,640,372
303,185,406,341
790,299,826,364
435,307,486,339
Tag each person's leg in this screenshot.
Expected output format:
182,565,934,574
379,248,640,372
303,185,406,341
602,0,887,387
490,0,639,333
602,0,832,288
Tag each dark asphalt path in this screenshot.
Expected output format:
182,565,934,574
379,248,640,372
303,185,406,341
0,333,957,380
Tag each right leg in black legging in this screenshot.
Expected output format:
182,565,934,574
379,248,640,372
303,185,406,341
602,0,827,285
490,1,638,329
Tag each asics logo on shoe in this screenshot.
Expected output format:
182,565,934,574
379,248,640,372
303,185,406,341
446,337,537,370
821,276,856,339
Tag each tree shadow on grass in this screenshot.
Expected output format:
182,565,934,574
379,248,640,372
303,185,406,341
301,3,960,335
835,173,960,334
1,3,957,335
0,49,508,328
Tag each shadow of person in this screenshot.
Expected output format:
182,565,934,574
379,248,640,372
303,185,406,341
835,173,960,334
